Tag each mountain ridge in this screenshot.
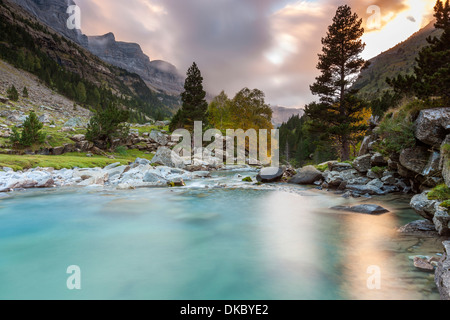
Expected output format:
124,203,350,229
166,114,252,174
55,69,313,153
10,0,185,96
353,20,443,99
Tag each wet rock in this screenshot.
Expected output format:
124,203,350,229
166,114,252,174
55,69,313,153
256,167,285,183
435,241,450,300
193,171,211,178
414,257,435,272
398,220,437,235
410,191,438,221
331,204,390,215
415,108,450,148
289,166,323,185
367,179,384,189
353,154,372,173
346,184,386,195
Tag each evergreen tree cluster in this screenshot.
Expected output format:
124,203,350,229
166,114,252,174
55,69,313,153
387,0,450,104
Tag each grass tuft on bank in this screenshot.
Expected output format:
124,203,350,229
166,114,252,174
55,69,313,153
0,149,154,171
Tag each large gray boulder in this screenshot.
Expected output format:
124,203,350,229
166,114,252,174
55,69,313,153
150,131,169,146
150,147,185,169
415,108,450,148
289,166,323,185
435,241,450,300
410,191,439,221
353,154,372,173
256,167,285,183
399,146,430,175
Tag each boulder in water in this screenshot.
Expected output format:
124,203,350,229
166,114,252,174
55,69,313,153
256,167,285,183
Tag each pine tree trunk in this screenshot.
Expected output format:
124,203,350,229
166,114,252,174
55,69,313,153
341,136,350,161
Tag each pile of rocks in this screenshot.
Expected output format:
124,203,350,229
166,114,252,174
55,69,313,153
288,156,409,198
410,191,450,236
0,158,209,192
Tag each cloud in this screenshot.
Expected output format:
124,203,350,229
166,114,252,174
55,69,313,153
75,0,437,108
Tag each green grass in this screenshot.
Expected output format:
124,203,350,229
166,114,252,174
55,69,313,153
371,166,387,175
315,163,329,172
131,125,169,135
0,150,153,171
428,184,450,201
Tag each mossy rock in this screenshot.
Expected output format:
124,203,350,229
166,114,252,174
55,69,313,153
428,184,450,201
242,177,253,182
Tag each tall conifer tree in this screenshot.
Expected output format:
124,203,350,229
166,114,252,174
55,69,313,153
170,62,208,131
306,5,368,160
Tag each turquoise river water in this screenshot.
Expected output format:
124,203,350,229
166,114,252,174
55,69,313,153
0,171,444,300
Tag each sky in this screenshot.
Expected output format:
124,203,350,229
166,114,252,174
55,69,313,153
75,0,438,108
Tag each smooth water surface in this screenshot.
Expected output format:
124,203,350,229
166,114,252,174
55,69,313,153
0,172,442,300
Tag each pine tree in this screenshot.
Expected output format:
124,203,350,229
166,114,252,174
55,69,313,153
10,111,46,147
7,85,19,101
86,102,130,149
387,0,450,103
306,5,368,160
170,62,208,131
22,86,28,98
76,82,87,104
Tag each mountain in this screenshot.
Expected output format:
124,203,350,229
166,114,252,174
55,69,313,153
10,0,185,96
353,21,443,99
0,0,178,119
87,33,184,95
271,106,304,127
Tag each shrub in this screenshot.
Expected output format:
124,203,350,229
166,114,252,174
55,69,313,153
428,184,450,201
374,116,415,157
371,166,387,175
9,111,46,147
7,85,19,101
86,102,130,149
114,145,128,156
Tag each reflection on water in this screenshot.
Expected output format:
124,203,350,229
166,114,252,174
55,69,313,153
0,174,443,300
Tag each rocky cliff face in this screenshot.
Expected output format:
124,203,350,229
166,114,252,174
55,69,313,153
87,33,184,95
10,0,185,95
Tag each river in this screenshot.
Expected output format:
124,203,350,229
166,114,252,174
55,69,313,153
0,170,443,299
